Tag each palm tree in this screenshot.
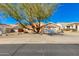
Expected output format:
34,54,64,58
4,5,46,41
0,3,57,33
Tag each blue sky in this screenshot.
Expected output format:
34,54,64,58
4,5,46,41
0,3,79,24
51,3,79,23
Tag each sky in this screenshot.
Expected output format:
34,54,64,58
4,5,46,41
51,3,79,23
0,3,79,24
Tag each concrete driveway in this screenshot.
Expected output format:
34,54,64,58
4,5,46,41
0,44,79,56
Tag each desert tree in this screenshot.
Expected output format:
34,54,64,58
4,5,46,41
0,3,57,33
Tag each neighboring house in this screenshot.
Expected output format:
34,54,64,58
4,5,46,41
42,23,61,34
0,24,10,36
0,24,17,34
73,23,79,31
57,22,79,32
68,23,79,31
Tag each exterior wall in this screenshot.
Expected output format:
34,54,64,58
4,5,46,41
70,26,73,29
64,26,67,29
72,24,76,29
77,25,79,31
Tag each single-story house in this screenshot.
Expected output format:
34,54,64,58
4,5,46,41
58,22,79,32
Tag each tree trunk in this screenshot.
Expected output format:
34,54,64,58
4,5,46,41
36,19,41,33
36,27,40,33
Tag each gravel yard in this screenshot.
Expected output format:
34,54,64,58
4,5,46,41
0,32,79,44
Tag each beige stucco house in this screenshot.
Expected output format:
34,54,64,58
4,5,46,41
57,22,79,32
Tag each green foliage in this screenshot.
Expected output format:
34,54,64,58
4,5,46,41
0,3,57,33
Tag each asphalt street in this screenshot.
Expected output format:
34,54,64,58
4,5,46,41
0,44,79,56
